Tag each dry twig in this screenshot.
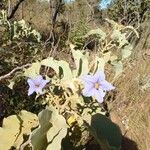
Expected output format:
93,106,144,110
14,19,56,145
0,64,31,81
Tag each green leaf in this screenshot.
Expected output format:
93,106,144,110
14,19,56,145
46,107,68,150
30,107,67,150
121,44,133,59
84,28,106,41
111,60,123,78
41,58,73,80
30,109,52,150
111,30,128,48
24,62,41,78
91,56,105,74
41,57,59,74
0,111,38,150
71,46,89,77
87,114,122,150
58,60,73,80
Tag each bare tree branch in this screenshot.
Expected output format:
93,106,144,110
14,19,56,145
0,64,31,81
7,0,25,19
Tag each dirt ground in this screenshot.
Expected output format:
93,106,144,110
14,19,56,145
111,24,150,149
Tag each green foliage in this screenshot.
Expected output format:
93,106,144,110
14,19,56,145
70,19,90,47
0,10,41,43
70,44,89,77
30,107,67,150
30,109,52,150
107,0,150,25
81,20,138,79
0,111,38,150
111,60,123,79
13,19,41,42
84,28,106,41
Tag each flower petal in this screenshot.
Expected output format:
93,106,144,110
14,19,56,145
33,75,43,84
94,70,105,82
81,74,97,84
82,82,94,97
35,87,43,94
28,87,35,96
100,80,115,91
27,79,34,87
40,79,49,89
93,89,106,103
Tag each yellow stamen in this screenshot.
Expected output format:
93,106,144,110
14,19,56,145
95,82,100,89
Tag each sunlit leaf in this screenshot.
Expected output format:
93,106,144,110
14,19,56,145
84,28,106,41
46,107,67,150
111,60,123,78
111,30,128,48
41,57,59,74
24,62,41,78
0,111,38,150
71,46,89,77
121,44,133,59
30,109,52,150
58,60,73,80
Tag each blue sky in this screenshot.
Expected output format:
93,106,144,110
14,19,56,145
99,0,112,9
64,0,112,10
64,0,75,3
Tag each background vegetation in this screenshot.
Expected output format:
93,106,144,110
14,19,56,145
0,0,150,149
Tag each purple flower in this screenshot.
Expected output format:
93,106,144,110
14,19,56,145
81,71,115,103
27,75,49,96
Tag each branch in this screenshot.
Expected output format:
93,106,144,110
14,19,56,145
7,0,25,19
0,64,31,81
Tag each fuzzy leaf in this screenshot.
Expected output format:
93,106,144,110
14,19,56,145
71,46,89,77
0,111,38,150
111,30,128,48
46,107,67,150
121,44,133,59
30,109,52,150
41,57,59,74
24,62,41,78
30,107,67,150
92,57,105,74
84,28,106,41
111,60,123,78
58,60,73,80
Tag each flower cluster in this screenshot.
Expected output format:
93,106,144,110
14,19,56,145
81,71,115,103
27,71,114,104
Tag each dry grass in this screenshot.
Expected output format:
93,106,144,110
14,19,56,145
111,48,150,150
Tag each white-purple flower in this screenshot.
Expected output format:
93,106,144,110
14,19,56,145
81,71,115,103
27,75,49,96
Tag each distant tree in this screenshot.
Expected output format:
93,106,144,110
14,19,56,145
107,0,150,26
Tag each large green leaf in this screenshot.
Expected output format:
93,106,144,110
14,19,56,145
0,111,38,150
84,28,106,41
41,57,73,80
41,57,59,74
30,109,52,150
46,107,68,150
111,60,123,79
71,45,89,77
58,60,73,80
24,62,41,78
87,114,122,150
121,44,133,59
30,107,67,150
